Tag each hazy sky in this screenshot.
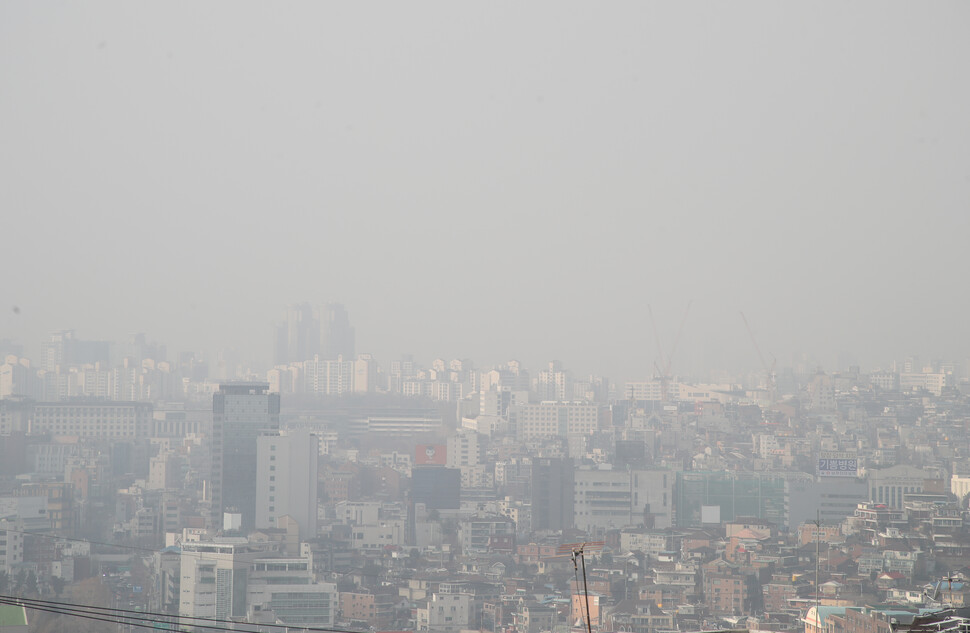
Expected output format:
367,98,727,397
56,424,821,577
2,2,968,382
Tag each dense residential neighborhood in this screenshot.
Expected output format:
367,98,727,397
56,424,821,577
3,325,970,633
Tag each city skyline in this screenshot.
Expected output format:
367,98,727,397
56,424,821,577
3,314,968,391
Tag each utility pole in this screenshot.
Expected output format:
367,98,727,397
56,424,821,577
557,542,604,633
813,509,821,631
580,549,593,633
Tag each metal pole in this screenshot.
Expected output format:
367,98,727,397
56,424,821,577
580,549,593,633
572,551,583,632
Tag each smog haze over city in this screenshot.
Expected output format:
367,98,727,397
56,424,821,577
2,2,968,382
7,4,970,633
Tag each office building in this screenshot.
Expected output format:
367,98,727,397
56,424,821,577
211,383,280,530
514,401,601,442
247,552,336,627
412,467,460,510
178,539,273,620
29,401,153,439
530,457,575,532
574,467,673,531
867,464,939,508
255,429,319,540
675,471,795,528
785,477,869,529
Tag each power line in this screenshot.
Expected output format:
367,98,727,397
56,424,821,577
0,527,379,575
0,594,365,633
0,595,186,633
0,527,147,552
1,594,343,632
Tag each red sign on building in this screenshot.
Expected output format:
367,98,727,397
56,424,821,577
415,444,446,465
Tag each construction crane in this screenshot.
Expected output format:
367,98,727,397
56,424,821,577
648,302,692,402
740,312,776,407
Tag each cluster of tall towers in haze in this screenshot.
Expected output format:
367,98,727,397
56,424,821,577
273,302,355,365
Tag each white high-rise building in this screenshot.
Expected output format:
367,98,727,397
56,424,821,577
446,429,485,468
302,357,354,395
536,361,570,401
255,429,319,540
354,354,377,393
0,356,36,399
0,518,24,574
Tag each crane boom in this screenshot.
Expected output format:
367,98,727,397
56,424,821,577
647,305,666,378
665,301,692,375
741,312,768,371
741,312,776,406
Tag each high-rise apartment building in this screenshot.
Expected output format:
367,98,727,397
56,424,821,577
303,357,355,395
273,303,320,365
354,354,377,393
536,361,571,401
42,330,111,371
273,302,356,364
0,357,36,399
211,383,280,530
42,330,76,371
320,302,355,360
255,429,319,540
